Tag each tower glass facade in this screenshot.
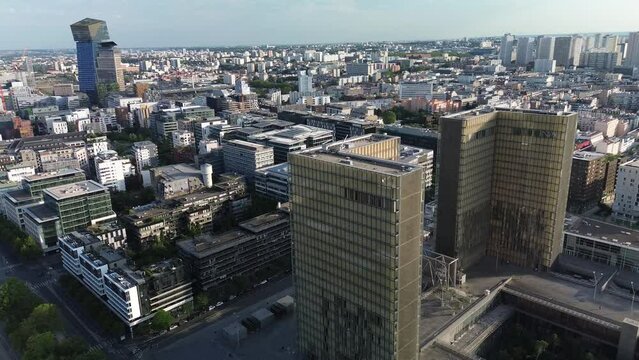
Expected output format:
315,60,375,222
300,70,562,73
291,146,424,360
437,108,577,270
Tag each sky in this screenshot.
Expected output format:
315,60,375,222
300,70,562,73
1,0,639,50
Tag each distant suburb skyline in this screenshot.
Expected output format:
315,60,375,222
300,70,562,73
1,0,639,50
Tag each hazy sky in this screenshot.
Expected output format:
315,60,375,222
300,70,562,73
1,0,639,49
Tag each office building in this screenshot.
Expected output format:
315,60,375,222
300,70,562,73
381,125,440,159
612,160,639,224
602,34,619,52
254,163,290,202
569,36,584,66
177,210,290,290
70,18,110,102
290,139,424,359
278,110,379,141
94,150,134,192
96,41,125,91
563,215,639,273
516,37,534,66
23,180,115,251
2,168,86,229
537,36,555,60
223,140,274,181
553,36,573,67
568,151,618,213
437,108,577,269
247,125,333,163
399,82,434,100
534,59,556,73
625,32,639,68
132,141,159,174
499,33,515,65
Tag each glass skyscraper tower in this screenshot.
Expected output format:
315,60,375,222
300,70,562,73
70,18,110,102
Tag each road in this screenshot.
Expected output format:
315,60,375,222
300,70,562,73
143,276,294,360
0,244,130,359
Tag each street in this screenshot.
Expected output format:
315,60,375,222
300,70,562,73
143,276,294,360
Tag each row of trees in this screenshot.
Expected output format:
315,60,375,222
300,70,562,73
0,278,106,360
0,217,41,260
487,319,613,360
58,275,124,337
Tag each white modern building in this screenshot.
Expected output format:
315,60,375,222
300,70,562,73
298,71,314,94
223,140,274,181
172,130,194,148
94,150,134,192
499,33,515,65
613,160,639,224
132,141,159,174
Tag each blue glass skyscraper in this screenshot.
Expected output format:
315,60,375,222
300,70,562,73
70,18,110,103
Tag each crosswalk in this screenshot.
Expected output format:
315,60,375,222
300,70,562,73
88,339,132,359
28,278,57,290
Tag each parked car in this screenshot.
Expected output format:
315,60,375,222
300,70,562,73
208,305,216,311
169,324,178,331
216,301,224,307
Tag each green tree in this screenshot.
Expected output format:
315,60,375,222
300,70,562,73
150,310,174,332
22,331,56,360
54,337,88,359
0,278,42,330
382,111,397,124
534,339,548,360
194,293,209,311
10,304,62,352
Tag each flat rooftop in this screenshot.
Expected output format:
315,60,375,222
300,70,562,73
239,211,289,234
297,150,420,176
621,159,639,168
444,107,576,121
24,204,59,223
255,162,289,177
5,189,38,203
564,215,639,250
44,180,107,201
59,231,101,249
152,164,202,181
573,151,605,161
226,139,271,151
178,229,253,259
23,168,84,183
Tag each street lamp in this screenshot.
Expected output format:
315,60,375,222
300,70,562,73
593,271,597,302
632,281,635,314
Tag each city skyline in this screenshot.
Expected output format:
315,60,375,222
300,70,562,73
2,0,639,50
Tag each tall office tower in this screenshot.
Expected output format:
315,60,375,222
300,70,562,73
594,33,603,48
298,71,314,94
515,37,534,66
499,33,515,65
603,34,619,52
584,36,597,51
70,18,110,102
553,36,573,67
291,138,424,360
537,36,555,60
437,108,577,270
625,32,639,68
96,41,125,91
569,36,584,66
